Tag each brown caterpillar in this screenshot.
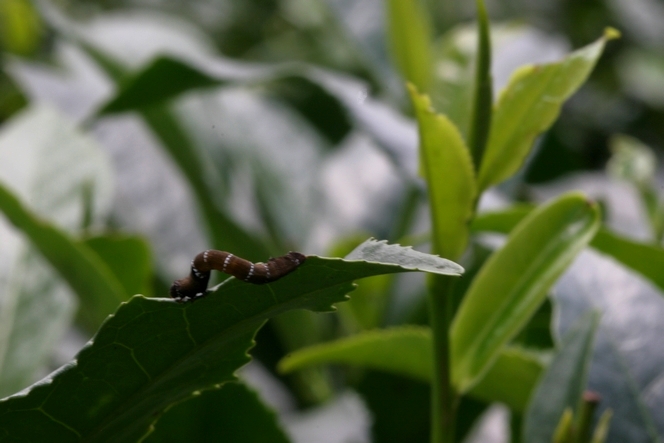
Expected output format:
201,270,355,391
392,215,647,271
170,250,306,302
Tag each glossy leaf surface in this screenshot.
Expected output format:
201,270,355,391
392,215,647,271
452,193,600,392
477,29,619,192
408,84,476,260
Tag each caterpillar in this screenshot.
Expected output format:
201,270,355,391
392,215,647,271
170,250,306,302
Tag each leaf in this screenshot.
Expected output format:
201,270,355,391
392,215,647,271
469,346,543,413
0,0,41,56
523,312,600,443
278,326,432,382
83,234,153,297
467,0,493,170
278,326,541,412
472,205,664,294
451,193,600,393
477,28,620,192
0,241,462,442
408,84,476,260
144,382,289,443
345,238,464,275
97,57,225,114
385,0,433,91
0,105,113,394
0,180,128,331
554,251,664,443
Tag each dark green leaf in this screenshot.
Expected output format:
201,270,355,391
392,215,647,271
144,382,289,443
0,242,461,442
467,0,493,170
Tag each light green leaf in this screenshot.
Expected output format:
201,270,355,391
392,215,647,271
408,84,476,260
452,193,600,392
523,312,600,443
278,326,542,412
472,205,664,293
470,346,543,413
0,0,41,55
278,327,432,382
477,28,620,192
0,243,460,442
385,0,433,91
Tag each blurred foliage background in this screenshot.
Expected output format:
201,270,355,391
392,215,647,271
1,0,664,442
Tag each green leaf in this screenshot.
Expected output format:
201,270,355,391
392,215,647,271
469,346,543,413
385,0,433,91
472,205,664,293
451,193,600,392
408,84,476,260
278,326,432,382
144,382,289,443
477,28,620,192
0,181,128,331
523,312,600,443
278,326,541,412
0,0,41,55
0,241,461,442
83,234,153,297
467,0,493,170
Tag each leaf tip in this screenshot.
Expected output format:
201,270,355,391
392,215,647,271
603,27,621,41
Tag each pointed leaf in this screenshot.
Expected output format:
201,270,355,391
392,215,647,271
467,0,493,170
472,205,664,293
0,243,461,442
452,193,600,392
477,28,619,192
278,326,541,412
408,84,476,259
523,312,600,443
385,0,433,91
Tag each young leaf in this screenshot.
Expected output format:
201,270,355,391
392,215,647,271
523,312,600,443
467,0,493,170
477,28,620,192
472,205,664,293
408,84,476,260
451,193,600,393
385,0,433,92
0,243,462,442
278,326,433,382
278,326,542,412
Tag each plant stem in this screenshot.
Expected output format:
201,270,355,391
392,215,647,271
427,275,458,443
